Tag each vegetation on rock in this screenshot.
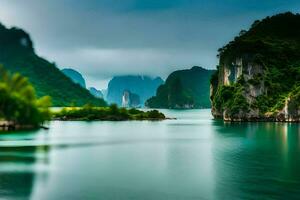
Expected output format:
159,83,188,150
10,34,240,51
211,12,300,121
147,66,215,109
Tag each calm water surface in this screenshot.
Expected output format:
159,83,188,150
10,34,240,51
0,109,300,200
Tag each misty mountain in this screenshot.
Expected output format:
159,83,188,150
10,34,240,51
107,75,164,106
62,68,86,88
89,87,104,99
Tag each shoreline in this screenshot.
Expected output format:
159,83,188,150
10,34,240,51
214,117,300,123
52,117,176,121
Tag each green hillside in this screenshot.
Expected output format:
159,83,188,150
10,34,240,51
0,23,106,106
146,66,215,109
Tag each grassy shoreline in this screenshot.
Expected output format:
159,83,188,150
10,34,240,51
0,105,168,131
52,104,167,121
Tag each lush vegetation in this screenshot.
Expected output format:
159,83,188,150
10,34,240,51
146,66,215,109
0,66,51,128
211,12,300,117
0,23,106,106
53,104,166,121
212,77,249,116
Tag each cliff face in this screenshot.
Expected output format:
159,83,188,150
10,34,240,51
210,12,300,121
121,90,141,108
211,58,267,120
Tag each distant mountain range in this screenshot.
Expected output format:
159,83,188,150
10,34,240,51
0,23,105,106
61,68,104,99
146,66,216,109
0,21,214,109
107,75,164,106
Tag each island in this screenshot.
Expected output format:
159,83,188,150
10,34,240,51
146,66,215,109
210,12,300,122
52,104,166,121
0,66,167,131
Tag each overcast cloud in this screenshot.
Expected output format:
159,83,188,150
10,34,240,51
0,0,299,88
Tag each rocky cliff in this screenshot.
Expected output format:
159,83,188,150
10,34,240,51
121,90,141,108
210,12,300,121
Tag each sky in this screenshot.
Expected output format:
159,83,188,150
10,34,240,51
0,0,299,89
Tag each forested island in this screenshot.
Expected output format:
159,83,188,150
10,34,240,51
0,67,166,131
53,105,166,121
210,12,300,122
146,66,215,109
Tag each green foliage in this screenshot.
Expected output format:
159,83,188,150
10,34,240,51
128,108,143,115
53,105,166,121
145,110,165,119
109,104,119,115
213,83,249,115
146,66,215,109
0,66,51,127
287,86,300,115
219,12,300,65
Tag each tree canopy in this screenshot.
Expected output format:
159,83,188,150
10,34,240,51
0,66,51,127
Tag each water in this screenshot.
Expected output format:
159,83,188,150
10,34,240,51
0,109,300,200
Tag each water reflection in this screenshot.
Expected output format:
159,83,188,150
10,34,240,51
0,133,50,200
0,110,300,199
212,121,300,199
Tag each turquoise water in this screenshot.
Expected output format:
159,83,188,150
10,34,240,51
0,109,300,199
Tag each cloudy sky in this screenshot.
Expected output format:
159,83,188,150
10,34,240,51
0,0,299,89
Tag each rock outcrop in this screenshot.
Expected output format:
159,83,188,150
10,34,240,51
210,12,300,122
121,90,141,108
107,75,163,106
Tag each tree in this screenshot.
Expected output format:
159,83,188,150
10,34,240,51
0,66,51,127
